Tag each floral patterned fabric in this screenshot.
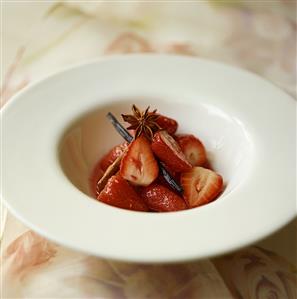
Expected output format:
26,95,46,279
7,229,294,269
1,1,296,298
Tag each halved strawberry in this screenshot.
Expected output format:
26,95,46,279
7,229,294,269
120,136,159,186
140,183,187,212
176,134,207,166
156,114,178,135
97,175,148,211
100,142,128,171
181,167,223,208
151,130,192,173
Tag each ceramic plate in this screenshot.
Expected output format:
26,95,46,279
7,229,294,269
2,55,296,263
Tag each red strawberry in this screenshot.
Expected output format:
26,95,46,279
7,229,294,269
89,159,104,196
156,114,178,135
97,175,148,211
202,159,213,170
100,142,128,171
181,167,223,208
176,134,207,166
140,183,187,212
151,130,192,173
120,136,159,186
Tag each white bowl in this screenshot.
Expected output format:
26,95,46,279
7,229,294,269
1,55,296,263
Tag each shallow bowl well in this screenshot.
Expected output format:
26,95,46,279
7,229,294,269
59,99,253,203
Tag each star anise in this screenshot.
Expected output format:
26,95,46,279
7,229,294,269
121,105,161,140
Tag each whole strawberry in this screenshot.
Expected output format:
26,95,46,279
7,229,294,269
155,114,178,135
140,183,187,212
97,175,148,211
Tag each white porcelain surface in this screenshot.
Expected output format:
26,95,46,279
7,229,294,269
1,55,296,263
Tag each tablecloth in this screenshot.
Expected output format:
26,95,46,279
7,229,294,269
1,1,296,298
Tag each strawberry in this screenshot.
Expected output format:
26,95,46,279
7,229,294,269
202,159,213,170
89,160,104,196
120,136,159,186
140,183,187,212
181,167,223,208
176,134,207,166
151,130,192,173
100,142,128,171
97,175,148,211
156,114,178,135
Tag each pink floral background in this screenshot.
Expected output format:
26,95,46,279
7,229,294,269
1,1,296,298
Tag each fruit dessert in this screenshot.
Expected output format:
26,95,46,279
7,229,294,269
90,105,223,212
